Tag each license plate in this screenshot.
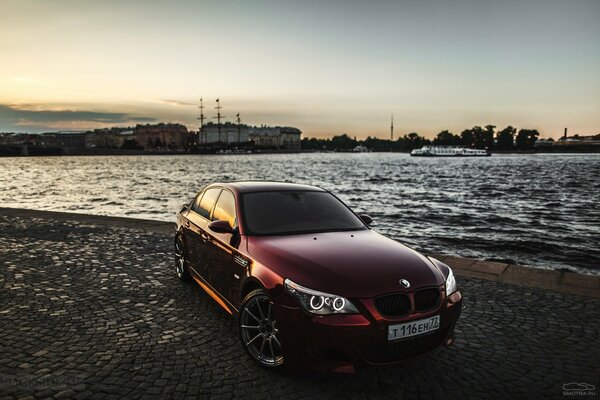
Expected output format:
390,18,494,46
388,315,440,341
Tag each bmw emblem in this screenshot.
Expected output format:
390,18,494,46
399,279,410,288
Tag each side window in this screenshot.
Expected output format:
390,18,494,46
212,190,237,228
197,188,221,219
191,192,204,213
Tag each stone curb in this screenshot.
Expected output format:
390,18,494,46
1,207,598,298
0,207,175,233
428,254,599,298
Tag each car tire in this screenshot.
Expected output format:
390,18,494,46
239,289,285,368
174,234,190,282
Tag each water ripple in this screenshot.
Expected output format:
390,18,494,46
0,153,598,275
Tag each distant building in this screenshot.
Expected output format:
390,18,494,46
200,122,301,151
53,131,94,148
557,133,600,145
0,132,31,145
88,127,134,148
134,123,189,150
117,130,135,148
277,127,302,151
534,138,554,147
200,122,249,144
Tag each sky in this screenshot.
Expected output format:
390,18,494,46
1,0,599,139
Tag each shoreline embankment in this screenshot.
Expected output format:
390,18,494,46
1,207,597,298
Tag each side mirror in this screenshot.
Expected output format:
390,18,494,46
359,214,373,225
208,220,234,234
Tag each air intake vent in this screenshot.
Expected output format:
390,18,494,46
414,288,441,312
374,293,411,317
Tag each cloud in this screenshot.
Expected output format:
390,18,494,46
13,77,40,84
0,104,156,132
157,99,196,107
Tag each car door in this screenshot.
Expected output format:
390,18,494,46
181,193,203,264
205,188,244,305
187,187,221,280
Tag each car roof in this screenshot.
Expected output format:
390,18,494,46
209,181,326,194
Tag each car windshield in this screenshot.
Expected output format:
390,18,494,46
242,190,366,235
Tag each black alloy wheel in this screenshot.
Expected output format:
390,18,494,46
174,235,190,282
239,289,284,367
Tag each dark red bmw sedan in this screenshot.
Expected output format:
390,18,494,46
175,181,462,372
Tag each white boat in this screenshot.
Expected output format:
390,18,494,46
410,145,490,157
353,145,370,152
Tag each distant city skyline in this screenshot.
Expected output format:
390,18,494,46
1,0,599,138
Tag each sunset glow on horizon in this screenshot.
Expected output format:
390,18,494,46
1,0,599,138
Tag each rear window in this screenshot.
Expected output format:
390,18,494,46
242,191,365,235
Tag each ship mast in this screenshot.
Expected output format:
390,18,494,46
213,98,225,143
197,98,205,144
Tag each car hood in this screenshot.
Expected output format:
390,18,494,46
246,229,444,298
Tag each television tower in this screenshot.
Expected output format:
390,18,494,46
213,98,225,143
236,113,241,144
196,98,205,144
390,114,394,141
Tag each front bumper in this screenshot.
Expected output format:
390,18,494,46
274,291,462,372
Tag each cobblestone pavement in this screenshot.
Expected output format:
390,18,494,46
0,215,598,400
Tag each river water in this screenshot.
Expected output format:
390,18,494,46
1,153,598,275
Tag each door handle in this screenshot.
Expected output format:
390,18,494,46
201,232,210,242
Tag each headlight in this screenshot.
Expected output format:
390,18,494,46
284,279,359,315
445,267,457,296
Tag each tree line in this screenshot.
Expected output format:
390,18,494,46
301,125,541,152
